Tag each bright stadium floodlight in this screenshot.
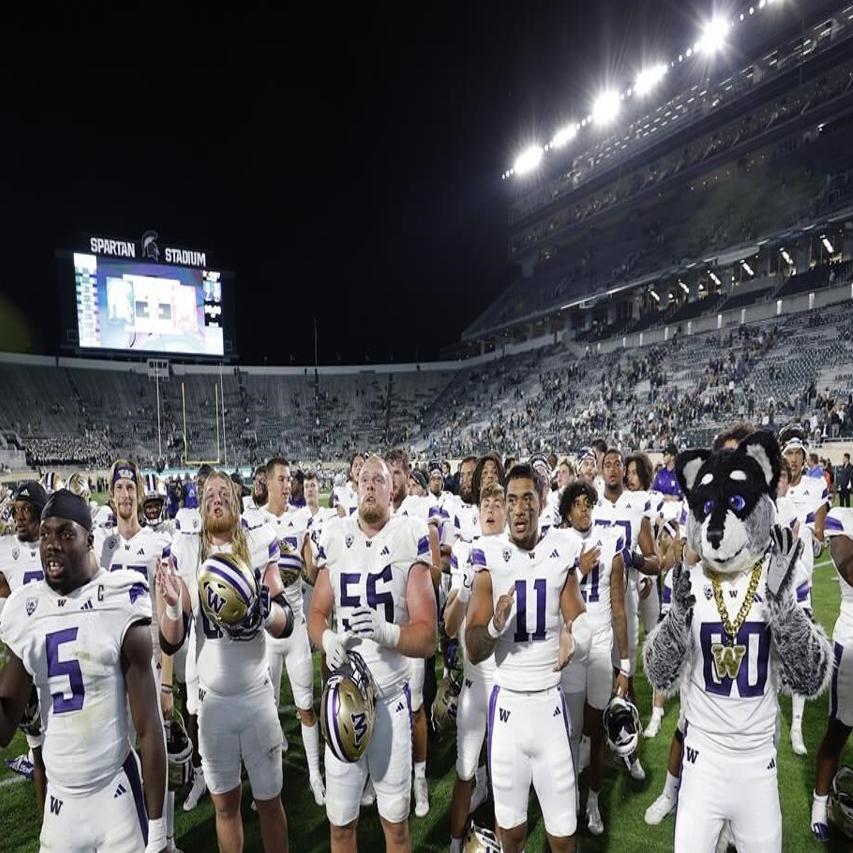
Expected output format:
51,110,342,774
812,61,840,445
634,63,668,97
592,90,621,125
649,288,660,302
513,145,544,176
780,248,794,265
678,279,689,294
551,124,578,149
821,235,835,253
697,17,730,55
709,271,722,285
741,260,755,277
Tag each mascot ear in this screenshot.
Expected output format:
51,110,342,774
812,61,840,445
739,431,782,492
676,449,711,497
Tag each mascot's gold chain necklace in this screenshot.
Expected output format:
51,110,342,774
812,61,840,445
706,559,763,680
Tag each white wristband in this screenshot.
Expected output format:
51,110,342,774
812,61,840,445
384,621,401,649
619,658,631,675
456,582,471,604
165,589,182,622
146,816,167,853
487,618,502,640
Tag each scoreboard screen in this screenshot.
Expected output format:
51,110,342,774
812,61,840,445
72,254,225,356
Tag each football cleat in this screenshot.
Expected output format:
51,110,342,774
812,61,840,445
320,650,376,763
182,768,207,812
604,695,641,758
643,714,661,739
5,754,34,781
644,791,676,825
587,801,604,835
309,774,326,806
790,727,807,756
413,776,429,818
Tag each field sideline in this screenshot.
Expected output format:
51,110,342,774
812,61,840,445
1,554,851,851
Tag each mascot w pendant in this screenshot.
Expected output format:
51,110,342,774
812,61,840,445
643,431,834,853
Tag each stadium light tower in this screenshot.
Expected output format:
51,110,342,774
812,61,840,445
550,123,578,149
634,63,668,97
513,144,544,176
592,90,621,125
697,16,730,55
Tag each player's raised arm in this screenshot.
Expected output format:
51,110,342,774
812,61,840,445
122,622,167,848
156,559,190,654
634,515,661,576
260,559,295,639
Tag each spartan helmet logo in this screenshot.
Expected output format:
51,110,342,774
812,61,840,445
141,230,160,261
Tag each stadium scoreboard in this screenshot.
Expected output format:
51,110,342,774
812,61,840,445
58,231,236,359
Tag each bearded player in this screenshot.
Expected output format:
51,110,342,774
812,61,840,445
466,463,590,853
308,454,436,853
157,471,293,853
0,490,168,852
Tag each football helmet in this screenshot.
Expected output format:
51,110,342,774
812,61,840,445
463,824,501,852
142,473,167,526
777,422,808,456
432,670,461,737
166,712,193,791
829,765,853,839
67,472,91,501
320,650,376,763
603,695,641,757
198,552,259,631
41,471,65,494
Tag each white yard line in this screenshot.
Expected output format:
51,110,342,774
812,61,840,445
0,774,26,788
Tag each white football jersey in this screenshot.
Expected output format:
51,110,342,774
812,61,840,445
573,527,624,637
315,514,431,697
449,537,495,680
0,569,152,795
682,558,779,752
93,525,171,658
332,482,358,516
787,474,830,529
259,504,312,619
451,500,480,545
169,518,279,696
174,506,202,534
471,529,583,692
0,535,44,592
826,507,853,624
593,489,652,552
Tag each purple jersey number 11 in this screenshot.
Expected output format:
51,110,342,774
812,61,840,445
46,628,85,714
514,578,547,642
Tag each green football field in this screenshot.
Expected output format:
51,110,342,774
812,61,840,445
2,553,852,852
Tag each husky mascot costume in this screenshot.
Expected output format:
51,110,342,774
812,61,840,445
643,431,834,852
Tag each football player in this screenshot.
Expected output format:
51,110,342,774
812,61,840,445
157,471,293,853
443,482,507,851
780,426,830,755
243,465,269,513
466,462,590,853
142,474,174,537
259,457,325,805
592,447,659,780
0,490,167,852
173,465,213,534
447,456,480,545
386,448,441,818
307,454,436,852
334,452,365,518
92,460,180,851
0,481,49,808
559,479,629,835
811,506,853,840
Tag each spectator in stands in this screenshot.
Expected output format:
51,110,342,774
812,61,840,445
652,442,683,502
838,453,852,508
807,452,824,478
290,469,306,507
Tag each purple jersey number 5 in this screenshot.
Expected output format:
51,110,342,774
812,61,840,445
46,628,85,713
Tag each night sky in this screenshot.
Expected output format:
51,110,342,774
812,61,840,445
0,2,809,364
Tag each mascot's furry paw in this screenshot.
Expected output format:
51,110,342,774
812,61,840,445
643,563,694,696
766,524,803,599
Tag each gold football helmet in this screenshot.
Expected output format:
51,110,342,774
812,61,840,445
67,472,91,501
432,671,462,737
320,650,376,763
41,471,65,494
463,824,501,852
829,765,853,839
198,552,258,628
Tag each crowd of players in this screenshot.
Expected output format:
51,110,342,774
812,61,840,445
0,424,851,852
